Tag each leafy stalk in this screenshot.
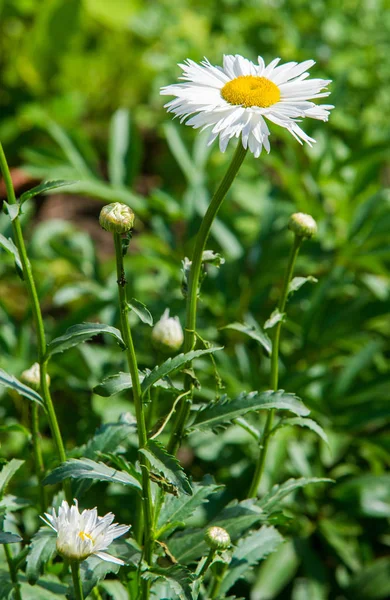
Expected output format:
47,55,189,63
248,235,302,497
0,141,71,503
70,561,84,600
113,233,154,600
167,142,248,454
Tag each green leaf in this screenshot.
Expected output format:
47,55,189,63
0,233,23,275
168,498,266,564
140,347,223,395
257,478,333,513
100,580,129,600
108,108,131,187
288,276,318,296
46,322,125,357
3,201,19,221
77,556,120,599
264,309,285,330
223,320,272,355
0,459,24,497
94,370,180,397
128,298,153,326
0,569,14,598
157,476,222,534
334,474,390,518
252,539,300,600
0,531,22,543
69,415,136,459
26,527,57,584
140,440,192,496
0,369,44,408
276,417,329,444
188,390,309,433
219,526,284,595
43,458,142,492
19,180,77,205
346,557,390,600
19,574,67,599
142,565,195,600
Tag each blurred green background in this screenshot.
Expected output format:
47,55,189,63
1,0,390,599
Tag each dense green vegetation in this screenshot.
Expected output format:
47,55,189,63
0,1,389,599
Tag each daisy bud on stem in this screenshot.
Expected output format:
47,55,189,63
152,309,184,353
205,526,231,551
99,203,154,600
248,213,317,498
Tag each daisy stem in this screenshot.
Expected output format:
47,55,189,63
0,142,71,505
248,234,302,498
4,543,22,600
167,142,248,455
113,233,153,598
70,561,84,600
31,403,47,512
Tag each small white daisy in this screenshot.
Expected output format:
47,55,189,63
161,54,334,158
41,500,129,564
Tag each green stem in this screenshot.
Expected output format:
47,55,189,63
113,233,153,600
4,543,22,600
70,562,84,600
30,403,47,511
0,142,71,503
168,142,248,454
248,235,302,498
197,548,215,580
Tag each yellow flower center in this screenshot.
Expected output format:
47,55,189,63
78,531,93,542
221,75,280,108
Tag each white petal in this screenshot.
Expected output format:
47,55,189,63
95,552,125,565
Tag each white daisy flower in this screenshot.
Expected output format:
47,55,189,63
161,54,334,158
41,500,129,564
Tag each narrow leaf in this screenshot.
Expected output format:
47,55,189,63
258,477,333,513
140,440,192,496
128,298,153,326
0,369,44,408
43,458,142,491
188,390,309,433
277,417,329,444
141,347,223,395
0,531,22,544
46,322,125,357
220,526,284,594
0,459,25,496
288,276,318,295
0,234,23,276
3,202,19,221
20,180,77,205
264,309,285,330
223,321,272,355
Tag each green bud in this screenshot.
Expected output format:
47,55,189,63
21,363,50,390
288,212,317,239
152,309,184,352
99,203,135,234
204,526,231,551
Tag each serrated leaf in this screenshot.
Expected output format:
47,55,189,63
0,531,22,543
0,495,31,512
188,390,309,433
20,180,77,205
219,526,284,594
43,458,142,491
142,565,195,600
288,276,318,295
69,416,136,459
168,498,266,564
94,370,180,397
128,298,153,326
140,440,192,496
264,309,285,330
78,556,120,599
0,369,44,408
46,322,125,357
26,527,57,584
0,233,23,276
100,580,129,600
141,347,222,395
257,477,333,513
276,417,329,444
157,476,222,534
0,459,24,497
223,321,272,355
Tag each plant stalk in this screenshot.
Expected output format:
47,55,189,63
4,543,22,600
248,235,302,497
167,142,248,454
30,403,47,511
0,142,71,503
70,561,84,600
113,233,154,600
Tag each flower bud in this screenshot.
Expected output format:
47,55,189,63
21,363,50,390
152,309,184,352
204,526,231,551
99,203,135,234
288,212,317,239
